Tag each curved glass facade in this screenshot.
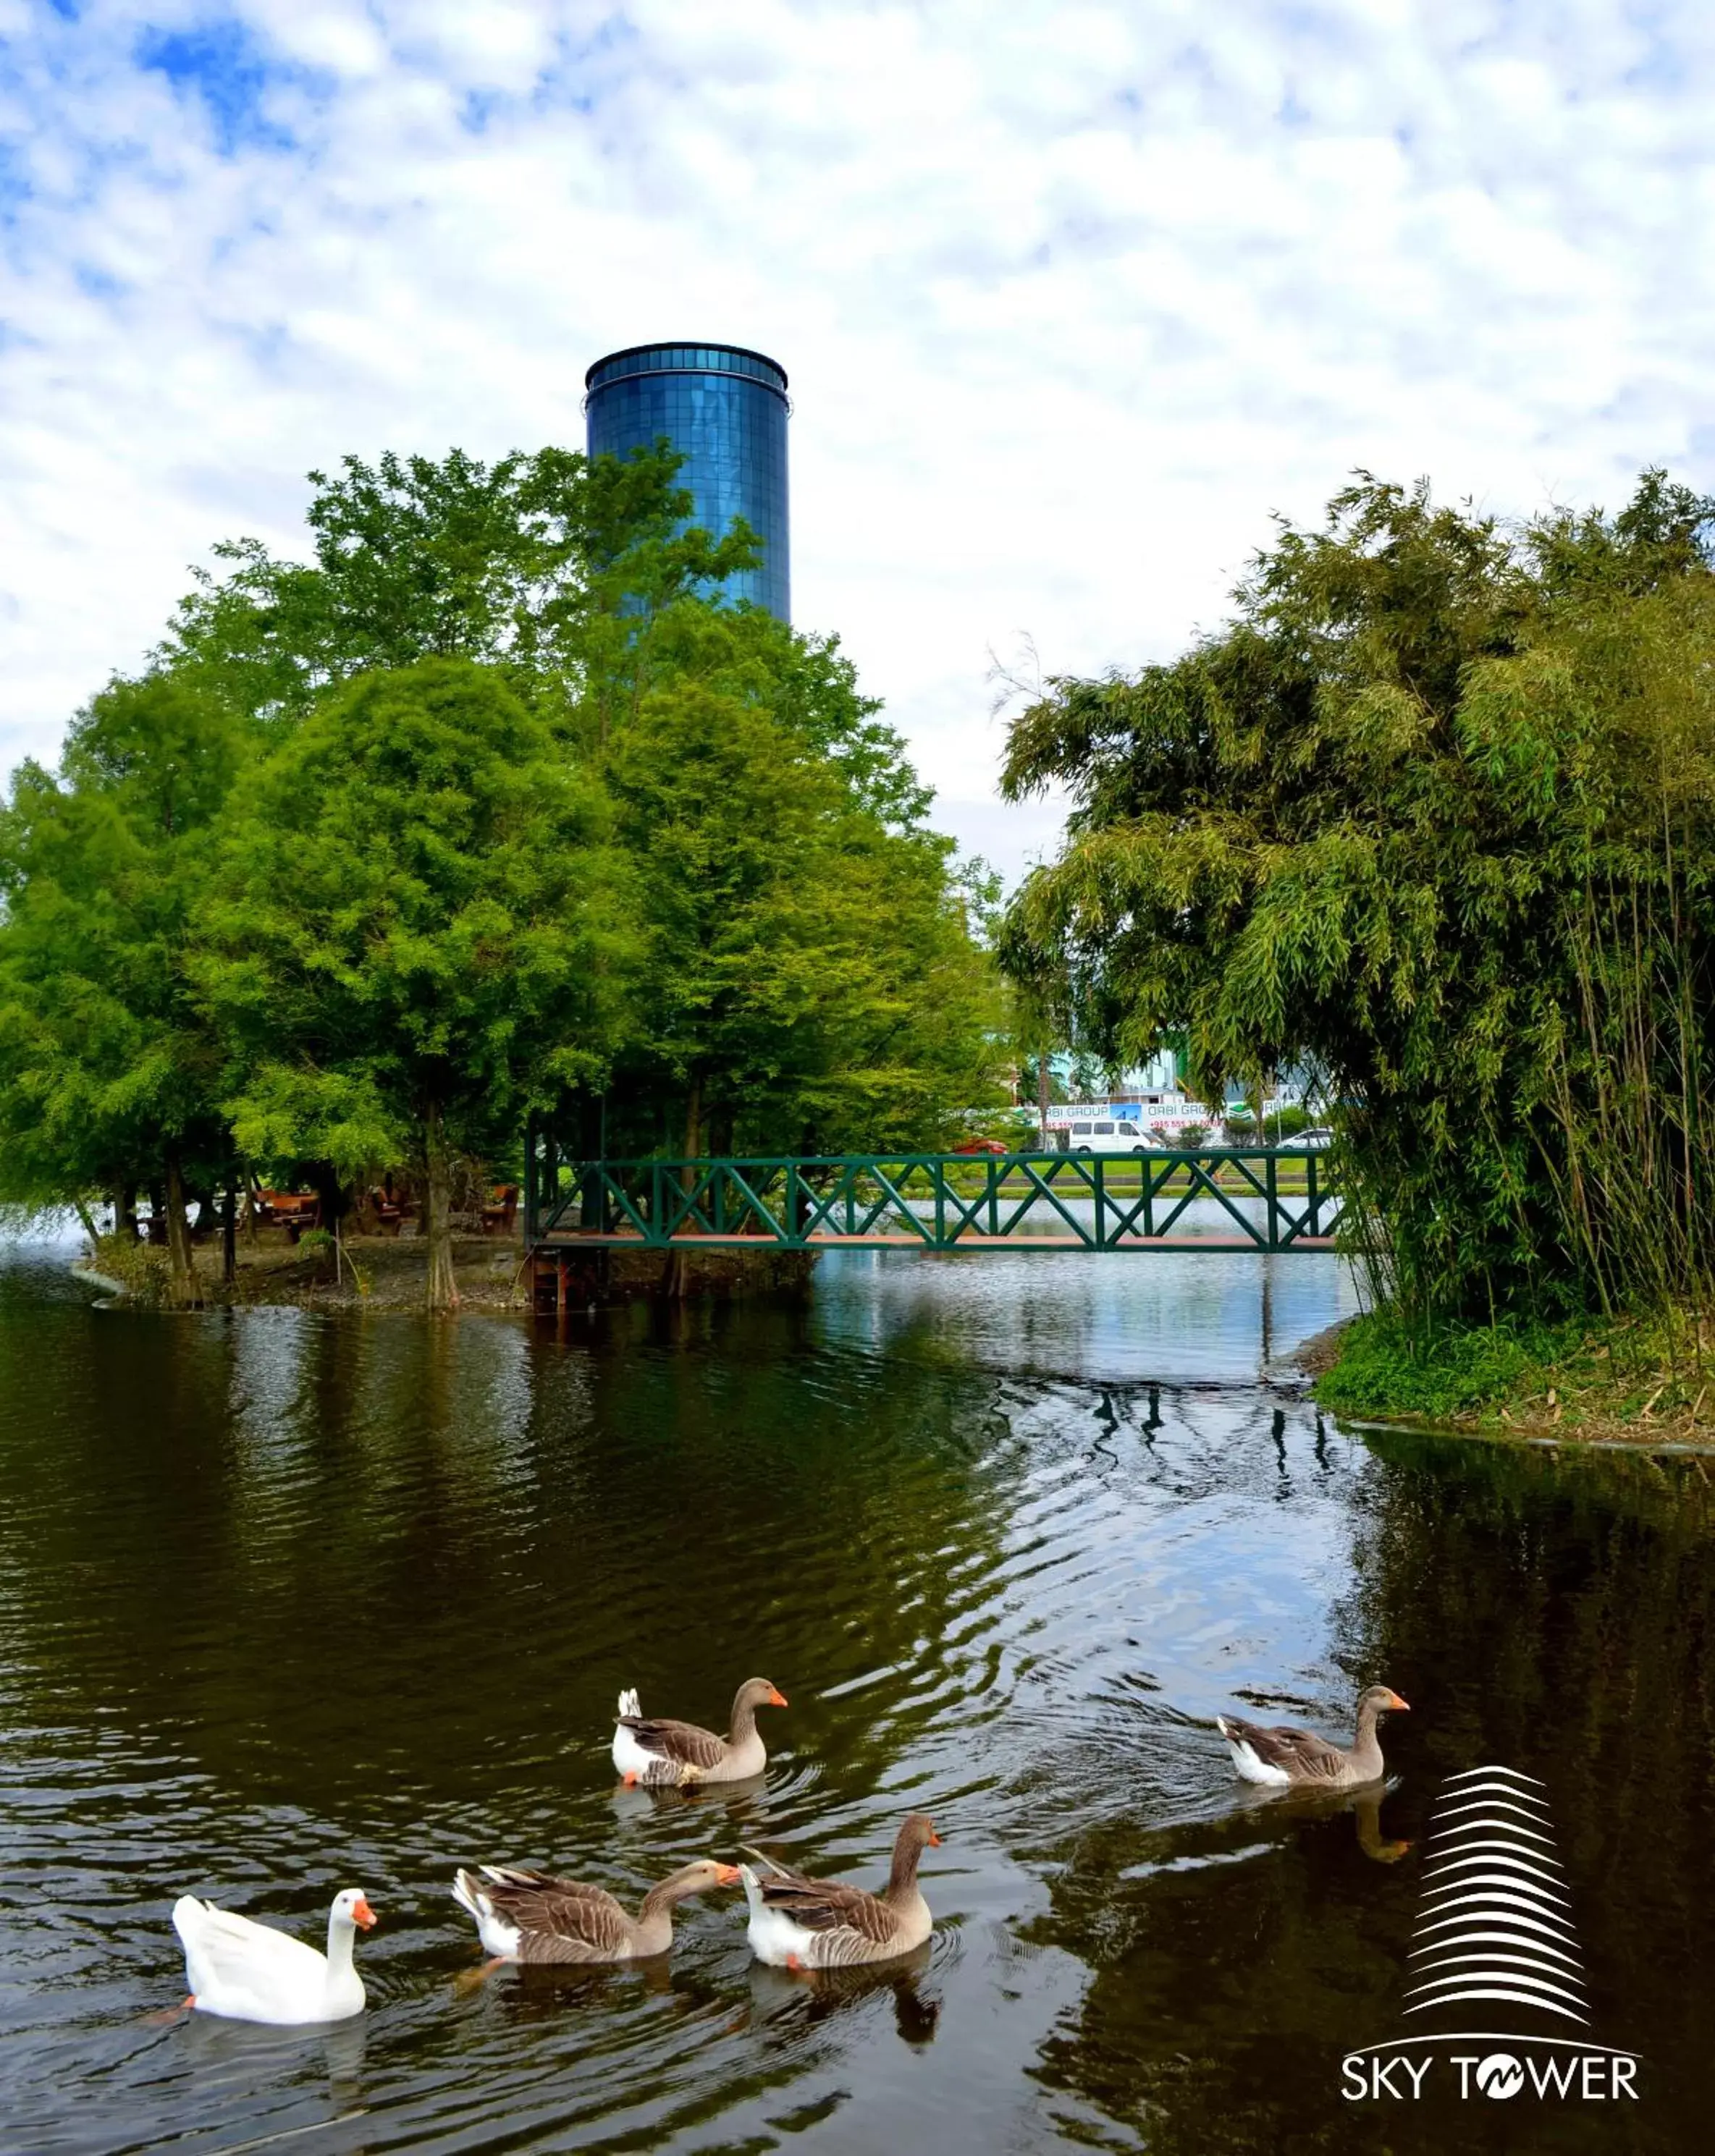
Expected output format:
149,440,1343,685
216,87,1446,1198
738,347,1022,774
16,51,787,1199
584,342,790,620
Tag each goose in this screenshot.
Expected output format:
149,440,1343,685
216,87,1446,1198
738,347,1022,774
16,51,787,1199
172,1887,376,2024
452,1859,739,1963
1216,1685,1409,1788
612,1677,787,1786
740,1813,940,1970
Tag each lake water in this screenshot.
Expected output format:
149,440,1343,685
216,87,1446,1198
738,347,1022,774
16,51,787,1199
1,1240,1710,2153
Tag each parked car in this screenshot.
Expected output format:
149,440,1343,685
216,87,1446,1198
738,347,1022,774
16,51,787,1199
953,1137,1010,1155
1294,1127,1336,1149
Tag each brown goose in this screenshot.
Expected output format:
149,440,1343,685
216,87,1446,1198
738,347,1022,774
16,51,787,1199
452,1860,738,1963
1216,1685,1409,1788
612,1678,787,1786
740,1814,941,1969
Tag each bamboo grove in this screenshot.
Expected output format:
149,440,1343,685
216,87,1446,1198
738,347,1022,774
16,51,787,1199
0,445,1008,1309
1001,471,1715,1330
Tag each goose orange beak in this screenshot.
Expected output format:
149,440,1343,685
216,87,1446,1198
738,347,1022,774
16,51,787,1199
353,1895,377,1929
715,1864,742,1886
1386,1691,1410,1712
927,1830,942,1847
767,1688,788,1707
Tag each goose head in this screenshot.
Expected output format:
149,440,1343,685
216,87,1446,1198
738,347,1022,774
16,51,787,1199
332,1887,378,1931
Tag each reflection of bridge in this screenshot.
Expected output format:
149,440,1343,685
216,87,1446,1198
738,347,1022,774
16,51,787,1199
525,1146,1343,1278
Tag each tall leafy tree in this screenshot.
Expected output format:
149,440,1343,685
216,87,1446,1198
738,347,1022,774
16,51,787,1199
165,442,756,723
603,672,1004,1160
197,659,635,1309
1001,470,1715,1321
0,673,245,1291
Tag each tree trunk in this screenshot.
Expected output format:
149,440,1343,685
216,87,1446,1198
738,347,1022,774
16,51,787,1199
311,1160,345,1233
163,1153,197,1303
424,1100,459,1314
73,1197,99,1243
223,1172,238,1285
1037,1052,1050,1149
114,1185,139,1240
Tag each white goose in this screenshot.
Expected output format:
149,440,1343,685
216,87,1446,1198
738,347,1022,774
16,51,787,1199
172,1887,376,2024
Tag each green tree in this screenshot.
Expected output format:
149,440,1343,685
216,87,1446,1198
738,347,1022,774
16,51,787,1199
1001,470,1715,1321
602,672,1004,1161
165,442,756,724
0,673,245,1292
197,659,635,1309
601,600,935,829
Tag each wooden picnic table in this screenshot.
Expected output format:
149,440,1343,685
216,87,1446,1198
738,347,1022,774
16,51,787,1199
255,1189,321,1243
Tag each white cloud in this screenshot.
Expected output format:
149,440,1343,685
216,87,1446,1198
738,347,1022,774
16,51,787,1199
1,0,1712,880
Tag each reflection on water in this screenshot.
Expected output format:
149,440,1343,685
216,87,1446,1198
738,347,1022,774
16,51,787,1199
814,1241,1363,1382
1,1240,1711,2151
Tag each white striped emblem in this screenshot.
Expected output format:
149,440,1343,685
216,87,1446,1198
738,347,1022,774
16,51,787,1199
1404,1765,1589,2024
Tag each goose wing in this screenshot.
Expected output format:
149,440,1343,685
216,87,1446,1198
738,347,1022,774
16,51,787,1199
464,1866,634,1962
754,1871,902,1950
173,1897,325,1993
615,1715,727,1775
1221,1715,1350,1782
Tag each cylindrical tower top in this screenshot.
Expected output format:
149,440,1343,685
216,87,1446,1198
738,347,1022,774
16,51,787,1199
584,341,791,620
584,343,788,397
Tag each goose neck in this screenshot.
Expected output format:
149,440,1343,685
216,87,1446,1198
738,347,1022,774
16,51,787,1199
886,1835,926,1902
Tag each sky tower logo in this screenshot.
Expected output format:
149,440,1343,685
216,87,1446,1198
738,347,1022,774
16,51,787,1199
1341,1766,1641,2104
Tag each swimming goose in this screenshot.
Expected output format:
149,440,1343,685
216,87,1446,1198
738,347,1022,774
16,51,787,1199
172,1887,376,2024
452,1860,738,1963
612,1678,787,1786
1217,1685,1409,1788
741,1814,940,1970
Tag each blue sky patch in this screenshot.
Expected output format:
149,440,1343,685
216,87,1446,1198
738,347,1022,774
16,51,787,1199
135,20,324,156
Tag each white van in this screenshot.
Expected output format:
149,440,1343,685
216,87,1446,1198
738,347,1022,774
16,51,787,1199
1041,1103,1213,1153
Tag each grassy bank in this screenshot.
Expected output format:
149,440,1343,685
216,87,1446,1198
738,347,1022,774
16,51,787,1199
1315,1303,1715,1442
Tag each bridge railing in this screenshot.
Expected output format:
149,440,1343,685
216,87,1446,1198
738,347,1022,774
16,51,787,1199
524,1145,1344,1254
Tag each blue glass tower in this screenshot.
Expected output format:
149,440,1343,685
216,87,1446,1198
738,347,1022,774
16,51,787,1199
583,342,790,620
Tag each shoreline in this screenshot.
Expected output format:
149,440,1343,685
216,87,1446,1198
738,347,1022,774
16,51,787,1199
66,1233,816,1312
1307,1306,1715,1453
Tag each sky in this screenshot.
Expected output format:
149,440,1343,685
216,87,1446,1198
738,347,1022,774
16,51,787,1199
1,1,1712,881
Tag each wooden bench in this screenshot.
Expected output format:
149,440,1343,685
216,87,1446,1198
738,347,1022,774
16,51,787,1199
481,1184,519,1235
370,1186,414,1235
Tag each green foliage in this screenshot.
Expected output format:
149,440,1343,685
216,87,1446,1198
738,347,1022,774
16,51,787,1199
1003,470,1715,1322
165,442,756,721
598,600,935,830
603,669,1005,1157
1316,1302,1714,1433
0,674,243,1287
1315,1311,1543,1420
197,659,635,1306
2,438,1004,1309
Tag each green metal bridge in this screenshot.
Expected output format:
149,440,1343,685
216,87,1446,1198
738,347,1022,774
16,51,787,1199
525,1143,1344,1263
